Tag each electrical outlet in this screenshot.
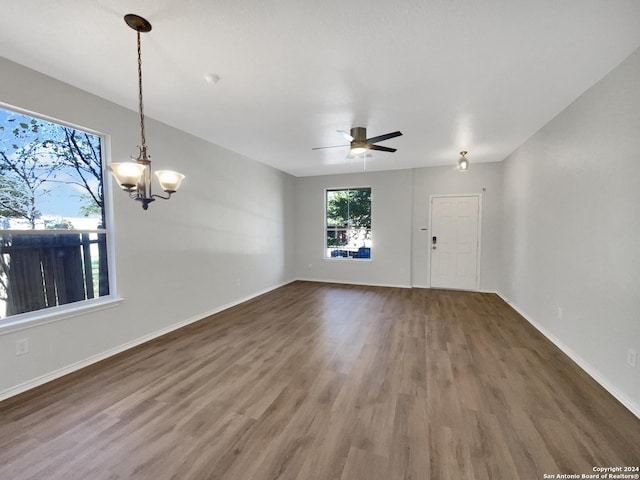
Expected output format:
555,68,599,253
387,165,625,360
15,338,29,356
628,348,637,368
557,307,563,320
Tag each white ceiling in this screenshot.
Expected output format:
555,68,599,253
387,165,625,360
1,1,639,177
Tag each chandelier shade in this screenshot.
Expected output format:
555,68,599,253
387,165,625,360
109,162,146,190
155,170,185,193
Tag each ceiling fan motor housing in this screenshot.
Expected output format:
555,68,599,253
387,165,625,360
351,127,368,150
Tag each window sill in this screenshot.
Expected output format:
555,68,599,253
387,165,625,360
323,257,373,262
0,297,123,335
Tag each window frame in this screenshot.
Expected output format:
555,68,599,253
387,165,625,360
0,101,118,332
324,186,372,261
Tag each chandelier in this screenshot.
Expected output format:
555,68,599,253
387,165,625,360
109,14,185,210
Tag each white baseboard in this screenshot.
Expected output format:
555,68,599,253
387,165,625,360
0,280,295,403
478,289,500,295
496,292,640,419
295,277,411,289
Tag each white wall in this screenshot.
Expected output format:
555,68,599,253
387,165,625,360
501,48,640,414
411,162,503,291
0,57,295,397
294,169,413,287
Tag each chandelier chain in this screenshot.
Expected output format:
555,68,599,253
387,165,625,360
137,30,146,152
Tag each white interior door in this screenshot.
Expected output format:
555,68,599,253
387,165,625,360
429,195,480,290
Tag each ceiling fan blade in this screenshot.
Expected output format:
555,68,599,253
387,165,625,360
368,144,397,153
337,130,354,142
366,131,403,144
312,145,349,150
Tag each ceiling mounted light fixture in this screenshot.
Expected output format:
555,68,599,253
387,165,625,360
457,150,469,171
109,14,185,210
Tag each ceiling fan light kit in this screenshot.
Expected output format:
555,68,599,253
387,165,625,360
350,146,368,155
109,14,185,210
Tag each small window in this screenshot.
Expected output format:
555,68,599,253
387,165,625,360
0,106,111,320
325,187,371,260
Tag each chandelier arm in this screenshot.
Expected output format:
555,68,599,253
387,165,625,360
151,193,172,201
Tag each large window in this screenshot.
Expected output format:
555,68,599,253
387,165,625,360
0,106,111,320
325,187,371,259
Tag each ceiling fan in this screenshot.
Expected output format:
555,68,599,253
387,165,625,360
312,127,403,157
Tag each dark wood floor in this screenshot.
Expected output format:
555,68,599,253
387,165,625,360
1,282,638,479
